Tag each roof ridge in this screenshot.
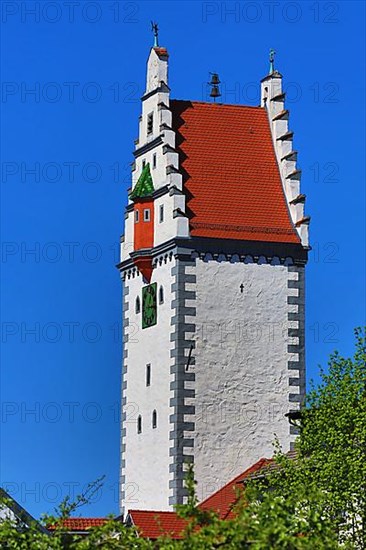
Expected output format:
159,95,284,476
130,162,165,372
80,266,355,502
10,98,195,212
65,516,107,519
128,509,177,514
171,99,263,110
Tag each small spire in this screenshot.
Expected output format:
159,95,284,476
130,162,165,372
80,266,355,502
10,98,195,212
269,48,276,74
151,21,159,47
208,73,221,102
130,163,154,200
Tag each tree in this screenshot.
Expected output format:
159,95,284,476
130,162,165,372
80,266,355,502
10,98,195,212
266,326,366,548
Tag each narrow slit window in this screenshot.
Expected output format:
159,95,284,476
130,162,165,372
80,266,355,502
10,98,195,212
135,296,140,314
135,210,139,223
143,208,150,222
147,113,153,135
159,204,164,223
153,153,157,169
159,286,164,304
146,364,151,387
137,415,142,434
142,159,146,169
152,410,157,429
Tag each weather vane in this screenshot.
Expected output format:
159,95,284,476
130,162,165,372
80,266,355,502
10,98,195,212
151,21,159,47
269,48,276,74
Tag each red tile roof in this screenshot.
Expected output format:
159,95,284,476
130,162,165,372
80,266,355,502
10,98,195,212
48,518,108,531
170,100,300,244
128,457,271,539
127,510,187,540
199,457,270,520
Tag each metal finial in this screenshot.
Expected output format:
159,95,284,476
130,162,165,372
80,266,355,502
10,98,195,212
208,72,221,102
269,48,276,74
151,21,159,47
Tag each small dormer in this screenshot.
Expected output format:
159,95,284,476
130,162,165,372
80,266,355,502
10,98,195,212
129,163,155,282
130,163,155,253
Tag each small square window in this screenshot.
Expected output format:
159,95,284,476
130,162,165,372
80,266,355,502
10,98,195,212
159,205,164,223
153,153,157,169
147,113,153,135
135,210,139,223
143,208,150,222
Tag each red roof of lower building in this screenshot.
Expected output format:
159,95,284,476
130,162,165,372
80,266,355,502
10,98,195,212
170,100,300,244
48,518,108,531
127,510,187,540
199,457,270,519
127,457,271,539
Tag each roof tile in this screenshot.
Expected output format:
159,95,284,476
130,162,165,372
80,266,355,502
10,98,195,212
199,457,270,519
127,510,187,539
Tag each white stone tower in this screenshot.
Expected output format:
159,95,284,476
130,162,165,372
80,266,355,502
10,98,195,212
118,41,309,514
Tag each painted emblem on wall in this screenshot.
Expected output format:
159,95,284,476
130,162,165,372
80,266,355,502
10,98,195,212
142,283,157,329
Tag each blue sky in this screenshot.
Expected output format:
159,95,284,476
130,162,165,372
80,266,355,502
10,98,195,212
1,0,365,519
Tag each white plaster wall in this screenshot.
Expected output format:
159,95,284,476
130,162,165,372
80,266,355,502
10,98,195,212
154,193,189,247
192,258,295,502
154,194,174,245
122,259,175,511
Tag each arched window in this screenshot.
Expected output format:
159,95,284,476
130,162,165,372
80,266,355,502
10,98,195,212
135,296,140,314
137,415,142,434
152,410,157,429
159,286,164,305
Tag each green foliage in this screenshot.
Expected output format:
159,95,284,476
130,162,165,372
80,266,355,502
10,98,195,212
251,327,366,548
1,328,365,548
275,326,366,547
68,520,154,549
172,460,338,549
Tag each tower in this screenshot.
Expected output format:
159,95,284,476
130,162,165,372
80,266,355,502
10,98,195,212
118,41,309,514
